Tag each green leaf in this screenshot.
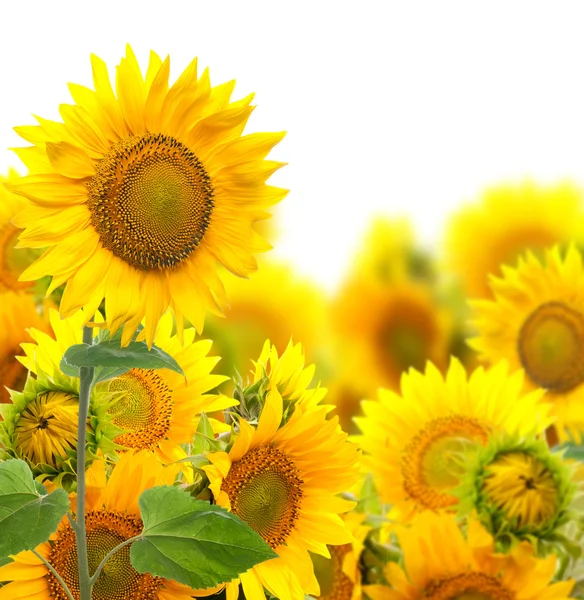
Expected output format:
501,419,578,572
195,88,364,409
0,460,70,560
192,412,223,454
131,485,277,589
61,341,184,376
92,365,130,385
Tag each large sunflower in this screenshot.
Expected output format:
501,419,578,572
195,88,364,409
0,290,47,403
355,360,552,521
0,308,116,486
105,311,233,461
9,46,287,346
0,451,198,600
203,387,360,600
471,246,584,442
332,277,451,392
0,169,40,292
204,259,326,389
445,181,584,299
365,512,574,600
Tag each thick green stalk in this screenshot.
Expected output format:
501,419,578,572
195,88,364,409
74,325,94,600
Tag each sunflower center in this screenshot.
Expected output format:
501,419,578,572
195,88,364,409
14,391,78,466
424,572,515,600
108,369,173,451
402,415,490,510
87,133,214,271
222,445,303,548
518,301,584,392
311,544,355,600
47,510,162,600
482,451,559,529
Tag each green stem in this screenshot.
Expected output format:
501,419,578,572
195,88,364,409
33,549,75,600
88,535,142,586
75,325,94,600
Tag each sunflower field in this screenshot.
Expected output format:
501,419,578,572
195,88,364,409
1,45,584,600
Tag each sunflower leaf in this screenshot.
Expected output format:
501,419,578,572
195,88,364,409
131,485,277,588
61,341,184,376
0,459,69,560
192,412,223,453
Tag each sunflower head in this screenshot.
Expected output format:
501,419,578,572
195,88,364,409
355,359,553,521
10,46,286,346
446,181,584,298
455,435,576,551
471,245,584,443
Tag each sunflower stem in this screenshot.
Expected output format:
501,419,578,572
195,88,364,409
33,549,76,600
75,325,94,600
88,534,142,586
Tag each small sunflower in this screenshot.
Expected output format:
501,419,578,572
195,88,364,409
472,246,584,442
0,451,199,600
204,260,326,387
456,435,576,551
0,290,48,403
445,181,584,298
106,311,233,461
355,360,552,521
365,512,574,600
0,308,117,486
203,387,360,600
0,169,41,292
9,46,287,346
310,512,370,600
332,278,451,392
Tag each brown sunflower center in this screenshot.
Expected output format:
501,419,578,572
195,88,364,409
108,369,173,451
518,301,584,392
424,572,515,600
87,133,214,271
14,391,78,466
222,445,303,548
312,544,355,600
47,510,162,600
482,451,559,529
402,415,490,510
0,347,28,403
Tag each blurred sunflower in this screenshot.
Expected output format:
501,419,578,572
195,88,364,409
205,260,326,389
472,246,584,442
456,435,575,548
9,45,286,346
204,387,359,599
0,451,198,600
106,312,233,461
310,512,369,600
0,290,47,403
0,309,117,486
355,360,552,521
332,278,451,392
365,512,574,600
0,169,40,292
446,181,584,298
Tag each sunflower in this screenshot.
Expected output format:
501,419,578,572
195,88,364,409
355,360,552,521
364,512,574,600
310,512,369,600
0,290,48,403
106,311,233,461
471,246,584,442
0,450,200,600
0,308,117,486
203,387,360,600
332,277,451,392
9,46,287,346
445,181,584,299
455,435,576,550
0,169,41,292
204,260,326,391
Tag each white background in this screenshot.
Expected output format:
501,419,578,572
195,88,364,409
1,1,583,291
